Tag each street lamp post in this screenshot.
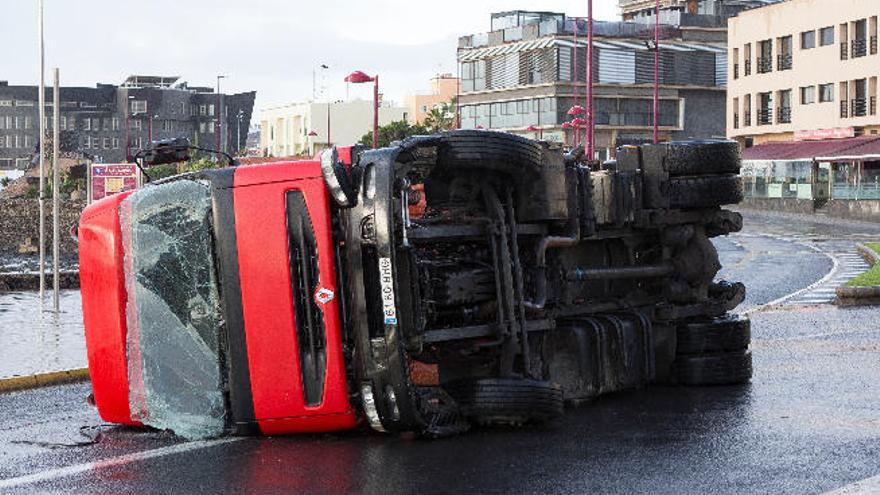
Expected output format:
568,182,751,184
125,95,135,161
216,75,226,154
587,0,595,160
653,0,661,144
237,110,244,153
345,70,379,149
526,124,542,140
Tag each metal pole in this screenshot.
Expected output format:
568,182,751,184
38,0,46,301
216,76,222,153
52,68,60,311
327,102,331,149
573,18,579,148
237,112,242,152
372,75,379,149
587,0,595,161
653,0,660,144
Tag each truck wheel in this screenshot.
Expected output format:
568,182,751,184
677,314,750,355
668,174,743,209
662,140,741,176
438,130,543,176
673,350,752,386
444,378,563,426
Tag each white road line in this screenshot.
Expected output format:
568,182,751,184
824,474,880,494
0,437,242,490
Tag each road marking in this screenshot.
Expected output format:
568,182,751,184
0,437,242,490
824,474,880,494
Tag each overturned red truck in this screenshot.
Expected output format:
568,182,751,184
79,132,750,438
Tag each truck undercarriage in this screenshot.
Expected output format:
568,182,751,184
338,131,749,436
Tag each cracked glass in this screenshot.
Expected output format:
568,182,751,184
119,179,225,439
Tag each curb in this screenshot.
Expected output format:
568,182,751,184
0,368,90,394
836,243,879,307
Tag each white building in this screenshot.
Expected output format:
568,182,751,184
259,99,409,157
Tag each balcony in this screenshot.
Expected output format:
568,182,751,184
734,63,739,79
852,39,867,58
871,96,877,116
758,108,773,126
777,106,792,124
744,111,751,127
852,98,867,117
744,59,752,76
756,57,773,74
777,53,792,71
872,36,878,55
734,114,739,129
840,42,849,60
840,100,849,118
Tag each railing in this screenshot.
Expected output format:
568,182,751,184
871,96,877,116
840,100,848,118
777,106,792,124
744,59,752,76
733,63,739,79
734,114,739,129
872,36,879,55
852,39,867,58
852,98,867,117
758,108,773,125
757,57,773,74
777,53,792,71
744,111,751,127
840,42,849,60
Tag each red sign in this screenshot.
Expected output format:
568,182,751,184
90,163,138,202
794,127,855,141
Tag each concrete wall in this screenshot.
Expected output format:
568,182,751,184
742,196,880,222
0,200,84,258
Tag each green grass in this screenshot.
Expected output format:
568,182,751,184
847,243,880,287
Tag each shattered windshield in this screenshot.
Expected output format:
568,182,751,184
119,179,225,439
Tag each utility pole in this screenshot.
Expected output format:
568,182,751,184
587,0,595,161
38,0,46,302
654,0,661,144
52,68,60,311
216,75,226,154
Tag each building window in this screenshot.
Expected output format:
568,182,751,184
15,100,34,107
130,100,147,114
777,90,792,124
200,104,207,116
112,117,120,131
208,104,215,116
801,30,816,49
103,137,110,149
800,86,816,104
132,119,142,131
24,135,31,148
199,122,206,134
820,26,835,46
819,84,835,102
82,136,89,149
757,39,773,73
24,117,32,129
14,116,21,129
60,116,66,130
0,100,11,107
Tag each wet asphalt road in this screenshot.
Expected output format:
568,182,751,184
1,209,879,494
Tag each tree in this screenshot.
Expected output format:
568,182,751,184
359,120,429,148
423,98,458,133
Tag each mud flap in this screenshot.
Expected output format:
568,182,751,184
548,313,655,403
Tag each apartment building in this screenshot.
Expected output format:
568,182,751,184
260,100,408,157
405,74,460,124
0,75,255,170
458,10,728,159
620,0,781,23
728,0,880,145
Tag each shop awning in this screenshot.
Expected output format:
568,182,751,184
742,136,880,162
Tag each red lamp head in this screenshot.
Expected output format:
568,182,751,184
308,130,318,137
571,117,587,127
526,125,539,132
345,70,375,84
474,125,485,130
567,105,585,116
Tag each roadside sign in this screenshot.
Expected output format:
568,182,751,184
89,163,138,203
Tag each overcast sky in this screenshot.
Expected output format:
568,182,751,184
4,1,618,119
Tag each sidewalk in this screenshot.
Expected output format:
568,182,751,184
0,290,87,380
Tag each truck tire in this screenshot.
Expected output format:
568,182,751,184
663,140,741,177
673,350,752,386
668,174,743,208
677,314,750,355
438,130,543,176
444,378,563,426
